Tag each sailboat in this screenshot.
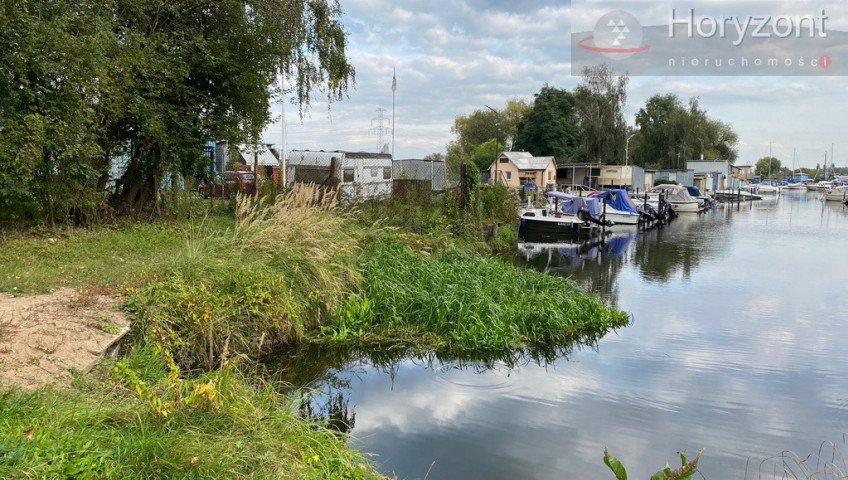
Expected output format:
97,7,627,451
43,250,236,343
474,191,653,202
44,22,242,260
785,148,806,190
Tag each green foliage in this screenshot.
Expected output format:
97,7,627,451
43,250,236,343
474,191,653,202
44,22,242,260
322,237,630,352
514,85,582,161
444,98,531,174
574,65,629,164
0,359,388,479
755,156,782,178
633,94,738,169
654,179,679,186
1,0,355,220
603,448,703,480
0,220,194,294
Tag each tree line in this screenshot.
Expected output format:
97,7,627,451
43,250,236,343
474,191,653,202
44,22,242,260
0,0,354,224
444,65,739,175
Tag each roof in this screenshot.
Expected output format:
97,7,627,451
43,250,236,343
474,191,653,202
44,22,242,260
238,144,279,166
335,151,393,160
497,152,556,171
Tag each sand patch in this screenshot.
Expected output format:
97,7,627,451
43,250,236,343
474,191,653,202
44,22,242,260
0,289,130,391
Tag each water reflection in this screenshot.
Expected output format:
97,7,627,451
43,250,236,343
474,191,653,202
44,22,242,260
271,193,848,480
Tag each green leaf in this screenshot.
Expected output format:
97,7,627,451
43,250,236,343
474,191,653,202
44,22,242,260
650,465,672,480
603,448,627,480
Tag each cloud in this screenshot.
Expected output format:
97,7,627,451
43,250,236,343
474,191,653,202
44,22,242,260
263,0,848,168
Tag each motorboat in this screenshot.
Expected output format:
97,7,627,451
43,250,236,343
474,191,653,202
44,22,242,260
745,179,780,194
824,185,848,202
648,184,702,213
591,189,662,226
519,191,609,236
684,185,715,210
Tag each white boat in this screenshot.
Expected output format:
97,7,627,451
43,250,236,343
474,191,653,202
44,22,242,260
744,179,780,194
519,191,609,236
649,184,702,213
714,189,762,201
824,185,848,202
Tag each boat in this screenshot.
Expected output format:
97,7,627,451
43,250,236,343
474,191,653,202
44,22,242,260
745,178,781,194
518,191,609,236
591,189,657,226
684,185,715,210
824,185,848,202
648,184,702,213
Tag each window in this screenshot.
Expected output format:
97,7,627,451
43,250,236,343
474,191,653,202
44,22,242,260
499,158,509,163
370,168,378,177
343,168,354,183
548,171,552,181
383,167,391,179
506,171,512,180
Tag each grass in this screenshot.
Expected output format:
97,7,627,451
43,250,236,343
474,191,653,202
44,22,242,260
321,235,631,352
0,348,389,480
0,185,633,480
0,220,224,294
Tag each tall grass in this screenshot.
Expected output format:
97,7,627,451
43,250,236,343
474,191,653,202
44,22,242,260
324,236,630,352
132,184,363,370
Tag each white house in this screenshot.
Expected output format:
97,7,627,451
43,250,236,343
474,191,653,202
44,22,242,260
287,150,393,201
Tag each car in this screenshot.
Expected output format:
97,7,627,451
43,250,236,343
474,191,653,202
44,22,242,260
198,170,256,199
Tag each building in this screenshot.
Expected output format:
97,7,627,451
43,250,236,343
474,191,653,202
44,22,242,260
649,168,695,187
556,164,648,191
687,160,734,192
489,152,557,188
287,150,393,201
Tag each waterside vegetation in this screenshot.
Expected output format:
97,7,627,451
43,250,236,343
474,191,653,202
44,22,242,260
0,182,632,478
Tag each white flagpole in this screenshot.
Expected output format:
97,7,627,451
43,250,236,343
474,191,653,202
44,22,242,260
392,67,396,159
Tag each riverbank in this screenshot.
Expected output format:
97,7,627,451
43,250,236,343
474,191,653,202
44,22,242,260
0,186,629,478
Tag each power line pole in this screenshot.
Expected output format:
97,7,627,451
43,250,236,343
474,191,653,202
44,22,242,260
369,107,391,153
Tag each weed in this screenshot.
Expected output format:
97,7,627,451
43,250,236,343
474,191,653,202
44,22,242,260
31,338,60,355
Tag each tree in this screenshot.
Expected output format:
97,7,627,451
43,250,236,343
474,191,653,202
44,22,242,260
633,94,738,169
513,86,581,162
0,0,111,224
103,0,355,213
755,157,782,178
0,0,356,220
573,65,628,164
444,98,530,174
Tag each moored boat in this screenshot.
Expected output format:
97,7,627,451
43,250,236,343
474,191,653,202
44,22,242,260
824,185,848,202
649,184,702,213
519,191,609,236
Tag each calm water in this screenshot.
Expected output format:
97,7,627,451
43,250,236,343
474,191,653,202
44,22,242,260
287,192,848,479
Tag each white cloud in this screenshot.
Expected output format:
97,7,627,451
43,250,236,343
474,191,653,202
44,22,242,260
264,0,848,169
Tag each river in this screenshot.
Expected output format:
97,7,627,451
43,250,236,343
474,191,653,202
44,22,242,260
286,191,848,479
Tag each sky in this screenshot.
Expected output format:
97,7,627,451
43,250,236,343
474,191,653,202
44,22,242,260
261,0,848,170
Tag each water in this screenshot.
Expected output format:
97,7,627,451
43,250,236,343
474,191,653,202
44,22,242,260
285,192,848,479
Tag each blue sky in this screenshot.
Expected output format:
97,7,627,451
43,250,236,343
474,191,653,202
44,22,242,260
262,0,848,170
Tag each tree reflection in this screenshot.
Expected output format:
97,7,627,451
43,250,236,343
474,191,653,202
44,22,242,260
262,326,619,435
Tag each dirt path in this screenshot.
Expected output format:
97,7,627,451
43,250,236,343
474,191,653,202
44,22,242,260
0,289,131,391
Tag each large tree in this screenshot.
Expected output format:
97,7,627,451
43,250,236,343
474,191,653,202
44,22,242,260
0,0,355,220
104,0,355,213
632,94,738,169
513,86,581,162
573,64,628,164
445,97,531,173
755,156,782,178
